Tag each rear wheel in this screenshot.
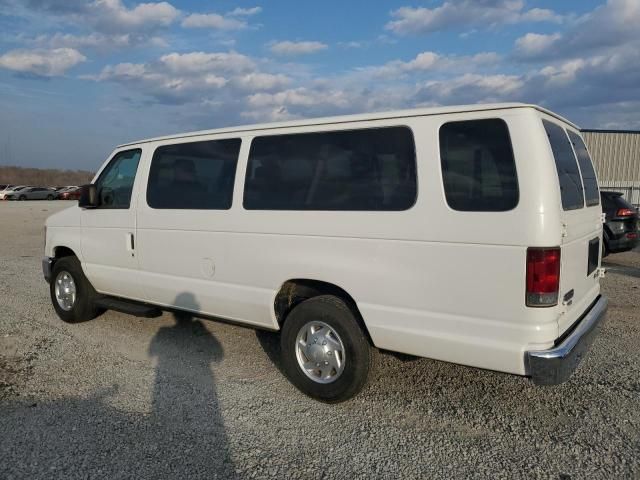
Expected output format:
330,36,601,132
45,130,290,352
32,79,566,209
18,195,26,201
50,256,100,323
280,295,373,402
47,194,54,200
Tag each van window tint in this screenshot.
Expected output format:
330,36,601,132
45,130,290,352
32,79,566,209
439,119,518,212
95,149,141,209
147,139,241,209
543,120,584,210
243,127,416,211
567,130,599,207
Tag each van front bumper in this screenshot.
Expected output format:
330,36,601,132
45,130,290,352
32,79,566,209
42,256,53,283
525,295,608,385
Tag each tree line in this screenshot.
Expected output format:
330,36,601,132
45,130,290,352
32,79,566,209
0,165,94,187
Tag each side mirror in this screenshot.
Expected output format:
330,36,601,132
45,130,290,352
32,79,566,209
79,184,98,209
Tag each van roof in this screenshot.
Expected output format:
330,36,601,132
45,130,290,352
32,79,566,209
118,102,578,147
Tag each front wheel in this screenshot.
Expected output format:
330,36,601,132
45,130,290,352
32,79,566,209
50,256,101,323
19,195,26,201
280,295,374,403
47,194,54,200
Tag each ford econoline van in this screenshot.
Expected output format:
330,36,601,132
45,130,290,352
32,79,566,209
43,103,607,402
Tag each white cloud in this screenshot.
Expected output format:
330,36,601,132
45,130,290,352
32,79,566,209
418,73,523,103
514,33,562,59
360,51,501,78
228,6,262,17
29,31,169,51
0,47,86,76
159,52,255,74
87,50,293,108
386,0,561,35
269,41,328,56
87,0,180,33
233,73,290,91
74,0,640,133
181,13,246,30
514,0,640,61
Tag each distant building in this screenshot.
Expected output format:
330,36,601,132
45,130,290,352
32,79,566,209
582,129,640,207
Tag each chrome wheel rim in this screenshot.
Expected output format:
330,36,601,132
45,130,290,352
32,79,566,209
54,271,76,311
295,321,346,384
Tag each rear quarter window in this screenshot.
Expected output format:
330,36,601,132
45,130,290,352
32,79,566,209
439,118,519,212
567,130,599,207
543,119,584,210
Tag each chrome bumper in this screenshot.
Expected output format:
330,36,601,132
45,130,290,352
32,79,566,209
525,295,608,385
42,256,53,283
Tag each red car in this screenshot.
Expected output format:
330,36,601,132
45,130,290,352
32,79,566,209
58,187,81,200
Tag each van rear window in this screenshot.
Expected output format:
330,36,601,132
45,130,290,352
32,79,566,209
439,119,518,212
243,127,416,211
567,130,599,207
543,120,584,210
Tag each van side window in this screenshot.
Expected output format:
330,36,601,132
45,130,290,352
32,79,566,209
439,119,518,212
243,127,416,211
567,130,599,207
147,139,241,210
94,149,141,209
542,120,584,210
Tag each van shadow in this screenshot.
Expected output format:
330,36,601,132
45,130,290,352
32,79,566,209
602,258,640,279
254,329,286,377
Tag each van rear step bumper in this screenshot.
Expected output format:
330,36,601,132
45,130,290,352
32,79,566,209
525,295,608,385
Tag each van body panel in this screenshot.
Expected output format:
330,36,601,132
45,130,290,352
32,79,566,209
45,103,604,382
80,147,148,299
538,113,603,336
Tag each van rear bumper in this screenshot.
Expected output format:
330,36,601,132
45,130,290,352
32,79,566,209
525,295,608,385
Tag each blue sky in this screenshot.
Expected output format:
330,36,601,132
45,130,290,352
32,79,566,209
0,0,638,170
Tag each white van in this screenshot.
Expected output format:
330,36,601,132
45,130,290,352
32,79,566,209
43,103,607,402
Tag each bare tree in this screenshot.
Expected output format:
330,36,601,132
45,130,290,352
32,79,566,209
0,166,94,187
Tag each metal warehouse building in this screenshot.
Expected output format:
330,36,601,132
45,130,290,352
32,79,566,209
582,129,640,207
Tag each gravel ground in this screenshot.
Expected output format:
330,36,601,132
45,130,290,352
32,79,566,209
1,201,639,479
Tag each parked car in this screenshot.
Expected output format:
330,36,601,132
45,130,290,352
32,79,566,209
0,184,15,200
43,102,607,402
57,186,81,200
6,186,57,201
1,185,27,200
601,191,639,255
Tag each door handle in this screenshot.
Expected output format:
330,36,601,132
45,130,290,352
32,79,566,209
126,232,135,254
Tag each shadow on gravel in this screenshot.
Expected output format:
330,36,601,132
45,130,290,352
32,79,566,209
254,329,285,377
603,259,640,279
0,292,238,479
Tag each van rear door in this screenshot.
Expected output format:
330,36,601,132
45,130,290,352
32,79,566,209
543,119,602,336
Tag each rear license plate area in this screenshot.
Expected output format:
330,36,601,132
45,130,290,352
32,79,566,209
587,237,599,276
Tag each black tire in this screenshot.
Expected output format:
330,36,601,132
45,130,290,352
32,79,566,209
47,194,54,200
50,256,100,323
19,195,26,201
280,295,374,403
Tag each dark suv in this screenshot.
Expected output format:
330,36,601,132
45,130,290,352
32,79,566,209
601,191,639,255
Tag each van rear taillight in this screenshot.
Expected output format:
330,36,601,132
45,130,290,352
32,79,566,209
526,247,560,307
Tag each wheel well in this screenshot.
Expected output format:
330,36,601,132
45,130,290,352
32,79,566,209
54,246,76,259
274,279,372,340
